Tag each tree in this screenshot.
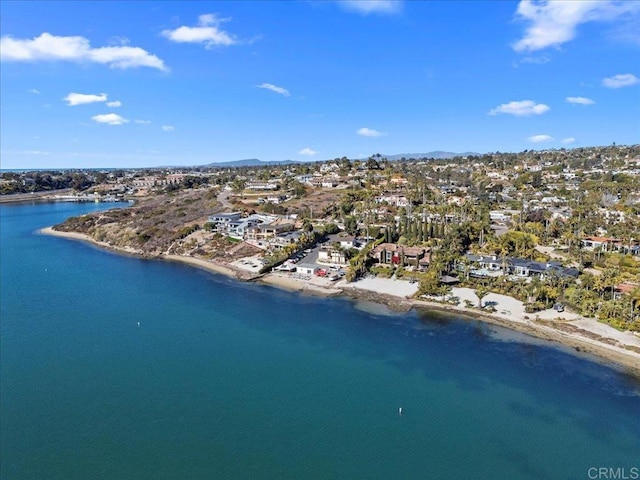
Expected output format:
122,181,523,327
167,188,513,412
231,178,246,194
292,181,307,198
302,219,314,233
595,268,619,300
475,286,490,308
344,216,358,236
418,270,440,296
340,199,354,217
323,223,340,235
365,157,380,170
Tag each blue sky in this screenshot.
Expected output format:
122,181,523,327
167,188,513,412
1,0,639,169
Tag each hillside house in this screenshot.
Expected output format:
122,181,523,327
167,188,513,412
245,181,279,191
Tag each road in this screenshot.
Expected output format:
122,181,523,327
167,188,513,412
216,189,235,210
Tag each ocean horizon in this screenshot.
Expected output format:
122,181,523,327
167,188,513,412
1,202,639,479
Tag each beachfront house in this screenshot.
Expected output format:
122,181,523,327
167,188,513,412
464,254,579,280
245,221,294,242
296,263,319,276
370,243,428,268
464,254,507,276
207,213,284,240
318,247,348,265
270,230,304,248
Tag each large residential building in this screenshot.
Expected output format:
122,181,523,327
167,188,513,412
370,243,429,268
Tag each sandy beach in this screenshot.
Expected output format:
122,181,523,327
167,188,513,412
164,254,245,278
260,272,342,297
333,276,640,375
41,227,140,254
41,225,640,377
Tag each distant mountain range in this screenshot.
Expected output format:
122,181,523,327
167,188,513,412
202,159,298,168
378,151,480,161
202,151,480,168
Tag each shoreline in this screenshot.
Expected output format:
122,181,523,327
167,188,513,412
41,225,640,378
1,189,74,204
411,300,640,377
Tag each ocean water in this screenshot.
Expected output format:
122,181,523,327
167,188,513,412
1,202,639,480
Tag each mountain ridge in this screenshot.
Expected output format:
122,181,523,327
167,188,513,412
203,151,480,168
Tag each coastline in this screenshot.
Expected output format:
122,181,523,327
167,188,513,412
411,299,640,377
41,225,640,378
0,189,73,204
41,226,255,280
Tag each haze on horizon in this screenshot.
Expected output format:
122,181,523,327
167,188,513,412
1,0,639,169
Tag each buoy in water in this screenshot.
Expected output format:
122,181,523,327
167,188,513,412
399,407,403,415
137,321,140,327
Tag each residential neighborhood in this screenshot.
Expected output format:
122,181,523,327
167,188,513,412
8,143,640,331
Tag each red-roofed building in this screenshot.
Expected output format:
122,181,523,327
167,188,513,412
581,237,639,255
613,283,639,300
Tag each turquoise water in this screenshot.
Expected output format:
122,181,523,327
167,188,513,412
1,202,639,479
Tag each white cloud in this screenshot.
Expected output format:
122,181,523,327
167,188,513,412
257,83,290,97
0,32,167,71
512,0,640,52
298,147,318,156
64,92,107,106
528,134,554,143
92,113,129,125
566,96,595,105
602,73,639,88
488,100,550,116
519,55,551,64
28,88,40,94
4,150,51,155
161,125,175,131
106,100,122,107
339,1,402,15
562,137,576,144
357,127,387,137
135,119,151,124
162,14,237,47
607,16,640,46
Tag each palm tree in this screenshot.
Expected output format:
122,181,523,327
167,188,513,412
459,256,472,281
629,287,640,325
499,245,510,275
475,285,490,308
527,276,542,304
595,268,619,300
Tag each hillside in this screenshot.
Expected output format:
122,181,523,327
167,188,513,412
53,189,258,260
